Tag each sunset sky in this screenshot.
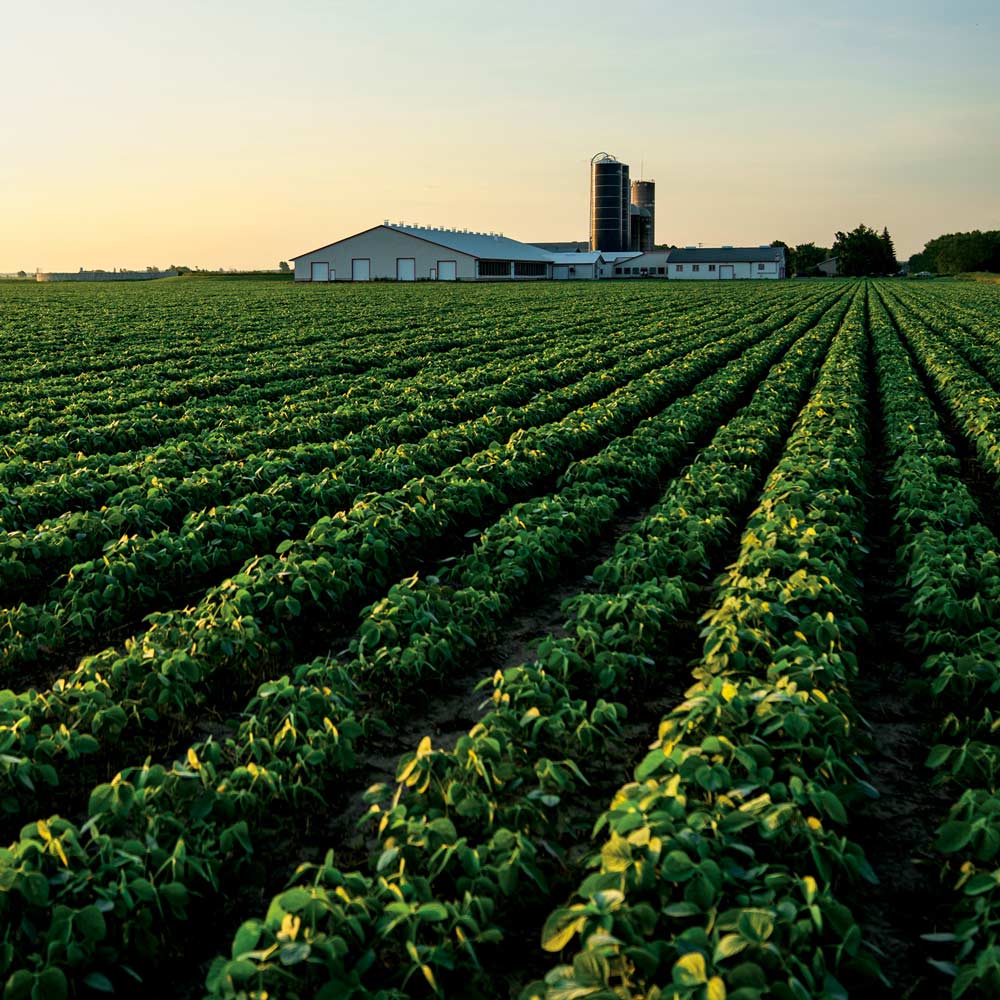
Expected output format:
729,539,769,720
3,0,998,271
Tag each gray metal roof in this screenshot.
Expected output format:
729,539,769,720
529,241,589,252
549,252,605,264
599,250,643,262
614,251,671,265
667,247,785,264
388,224,553,262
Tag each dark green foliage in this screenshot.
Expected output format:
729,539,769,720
910,230,1000,275
831,224,898,276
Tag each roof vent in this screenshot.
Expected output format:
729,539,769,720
685,245,696,250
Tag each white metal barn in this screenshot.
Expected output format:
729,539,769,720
667,247,786,280
595,251,642,278
292,224,553,282
609,251,672,278
549,252,609,280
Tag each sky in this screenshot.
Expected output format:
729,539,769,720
2,0,998,271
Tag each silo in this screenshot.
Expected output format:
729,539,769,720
590,153,630,252
629,205,653,253
631,179,655,251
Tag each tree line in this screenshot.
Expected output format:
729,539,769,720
772,225,897,277
909,231,1000,274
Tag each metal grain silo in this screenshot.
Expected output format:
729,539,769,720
631,179,655,251
590,153,630,252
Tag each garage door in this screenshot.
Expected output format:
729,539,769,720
310,262,329,282
553,265,569,280
719,265,734,280
437,260,457,281
352,259,370,281
397,258,415,282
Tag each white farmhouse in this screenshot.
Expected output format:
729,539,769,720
292,223,553,282
667,247,786,280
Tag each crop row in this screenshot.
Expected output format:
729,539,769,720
0,294,844,836
885,282,1000,380
0,292,826,673
887,286,1000,391
0,283,813,591
0,283,765,484
870,287,1000,997
0,285,780,511
197,283,859,998
0,291,852,993
0,296,698,463
0,284,818,506
0,319,684,593
880,285,1000,482
0,281,576,395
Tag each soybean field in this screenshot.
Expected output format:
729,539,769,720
1,277,999,1000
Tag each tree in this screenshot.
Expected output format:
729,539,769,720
880,227,898,273
910,231,1000,274
831,224,895,276
278,261,290,272
792,243,829,276
16,271,26,279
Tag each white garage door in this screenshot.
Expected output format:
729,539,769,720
397,258,415,281
553,264,570,280
352,259,370,281
437,260,457,281
310,262,329,282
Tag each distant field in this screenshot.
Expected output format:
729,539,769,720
1,278,999,998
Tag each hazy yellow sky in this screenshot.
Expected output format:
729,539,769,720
3,0,998,270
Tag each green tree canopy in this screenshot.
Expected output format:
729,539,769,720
909,231,1000,274
832,224,897,276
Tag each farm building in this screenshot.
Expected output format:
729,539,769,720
667,247,786,280
608,251,672,278
292,224,553,282
292,226,785,282
548,250,649,280
550,252,604,281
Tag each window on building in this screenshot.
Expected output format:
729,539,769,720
514,261,547,276
692,264,700,272
478,260,509,277
708,264,716,272
758,263,765,270
675,265,684,272
615,267,622,274
657,267,665,275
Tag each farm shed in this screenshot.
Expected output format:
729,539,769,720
596,250,643,279
610,251,672,278
667,246,786,280
549,251,606,280
292,224,553,282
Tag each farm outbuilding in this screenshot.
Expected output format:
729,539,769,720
549,252,610,280
610,251,672,278
667,247,786,280
292,224,553,282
